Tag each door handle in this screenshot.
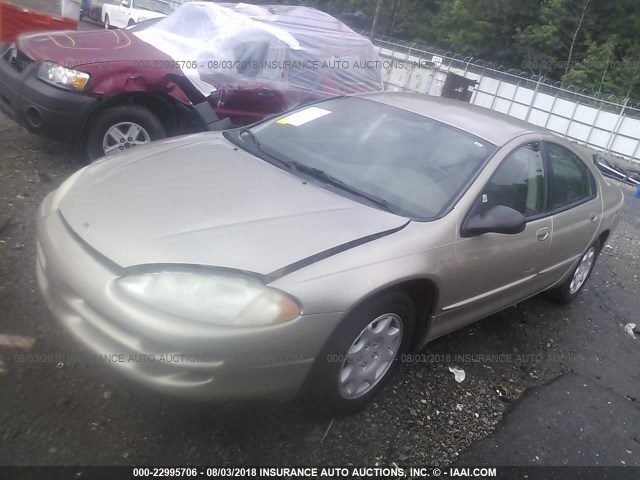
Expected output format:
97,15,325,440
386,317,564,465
536,227,550,241
257,91,276,99
589,212,598,223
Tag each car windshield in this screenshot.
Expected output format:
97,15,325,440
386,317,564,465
241,97,496,219
133,0,172,15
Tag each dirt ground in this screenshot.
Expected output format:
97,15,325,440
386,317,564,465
0,100,639,467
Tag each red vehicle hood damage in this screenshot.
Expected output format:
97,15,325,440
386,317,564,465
17,29,166,64
17,30,194,104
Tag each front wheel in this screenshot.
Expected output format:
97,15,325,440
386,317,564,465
85,105,166,161
545,238,601,304
302,291,415,416
104,14,111,29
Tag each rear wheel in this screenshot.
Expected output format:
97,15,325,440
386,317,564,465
545,238,601,304
85,105,166,161
302,291,415,416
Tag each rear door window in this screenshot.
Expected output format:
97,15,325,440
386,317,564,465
544,143,595,210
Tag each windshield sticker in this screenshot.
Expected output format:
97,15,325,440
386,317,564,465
276,107,331,126
474,141,484,147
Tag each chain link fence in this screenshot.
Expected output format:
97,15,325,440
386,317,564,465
374,37,640,164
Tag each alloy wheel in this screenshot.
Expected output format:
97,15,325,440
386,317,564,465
103,122,151,156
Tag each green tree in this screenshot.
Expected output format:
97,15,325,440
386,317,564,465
431,0,541,64
383,0,442,43
562,37,618,95
515,0,593,78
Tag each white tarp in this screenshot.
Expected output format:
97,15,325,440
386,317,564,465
132,2,382,100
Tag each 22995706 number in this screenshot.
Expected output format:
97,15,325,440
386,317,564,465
132,467,198,477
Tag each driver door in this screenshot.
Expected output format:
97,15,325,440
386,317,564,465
433,142,553,336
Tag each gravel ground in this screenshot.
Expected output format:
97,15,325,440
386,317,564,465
1,106,638,467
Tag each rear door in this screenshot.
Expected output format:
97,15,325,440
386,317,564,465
541,141,601,282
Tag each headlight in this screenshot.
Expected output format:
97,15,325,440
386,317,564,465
37,61,90,90
116,270,300,327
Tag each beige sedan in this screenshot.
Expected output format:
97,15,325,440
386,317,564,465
36,93,624,415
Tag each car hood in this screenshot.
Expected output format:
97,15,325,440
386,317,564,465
58,134,407,275
17,29,168,66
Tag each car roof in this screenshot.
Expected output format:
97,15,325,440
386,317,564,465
357,92,547,146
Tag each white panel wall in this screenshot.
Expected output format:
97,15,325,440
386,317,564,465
533,92,555,111
619,117,640,137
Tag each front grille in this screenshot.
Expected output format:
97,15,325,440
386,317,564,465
3,45,35,73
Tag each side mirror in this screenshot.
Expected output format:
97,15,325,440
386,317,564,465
461,205,526,237
122,0,129,7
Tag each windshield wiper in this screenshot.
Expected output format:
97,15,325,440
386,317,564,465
291,163,396,214
239,128,261,150
238,128,299,174
234,131,391,212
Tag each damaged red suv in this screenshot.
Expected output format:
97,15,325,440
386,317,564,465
0,2,382,160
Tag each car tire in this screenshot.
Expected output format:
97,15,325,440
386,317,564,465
104,15,111,29
302,291,415,416
85,105,167,161
128,19,136,27
545,238,602,304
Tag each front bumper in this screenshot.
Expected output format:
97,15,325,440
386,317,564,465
35,192,343,401
0,43,100,144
